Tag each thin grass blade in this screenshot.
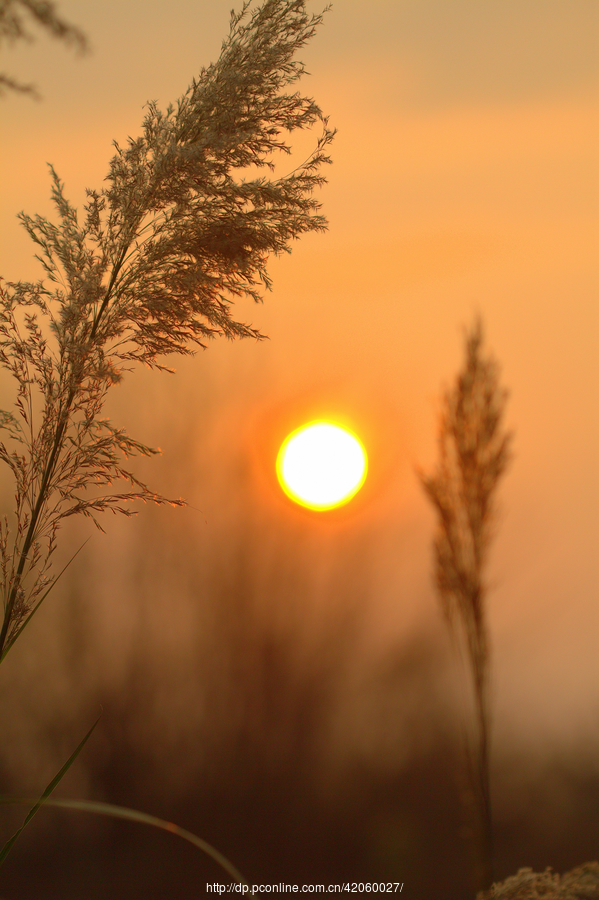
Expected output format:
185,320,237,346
0,796,250,888
0,711,101,865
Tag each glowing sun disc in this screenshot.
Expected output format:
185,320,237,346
276,421,368,510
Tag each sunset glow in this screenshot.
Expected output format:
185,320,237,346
276,421,368,511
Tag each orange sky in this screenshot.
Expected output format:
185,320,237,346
0,0,598,766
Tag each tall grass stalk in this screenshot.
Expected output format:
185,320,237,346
0,0,334,879
0,0,335,661
418,318,512,892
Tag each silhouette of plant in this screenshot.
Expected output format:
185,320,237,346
0,0,89,98
0,0,334,663
0,0,334,875
419,317,512,892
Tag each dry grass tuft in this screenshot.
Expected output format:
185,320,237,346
476,861,599,900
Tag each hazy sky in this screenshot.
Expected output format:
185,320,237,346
1,0,598,759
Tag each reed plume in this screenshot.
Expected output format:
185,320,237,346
0,0,335,662
419,317,512,892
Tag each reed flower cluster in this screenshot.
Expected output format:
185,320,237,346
0,0,335,661
476,861,599,900
419,318,512,891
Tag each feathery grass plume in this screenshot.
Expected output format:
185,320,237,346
0,0,89,98
0,0,335,661
418,317,512,893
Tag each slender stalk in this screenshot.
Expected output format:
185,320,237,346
0,0,335,662
473,632,493,889
0,245,129,656
0,3,335,890
0,410,67,654
418,318,511,893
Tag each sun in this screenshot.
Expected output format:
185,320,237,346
276,420,368,511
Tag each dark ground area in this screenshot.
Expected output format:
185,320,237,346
1,500,597,899
1,690,597,900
